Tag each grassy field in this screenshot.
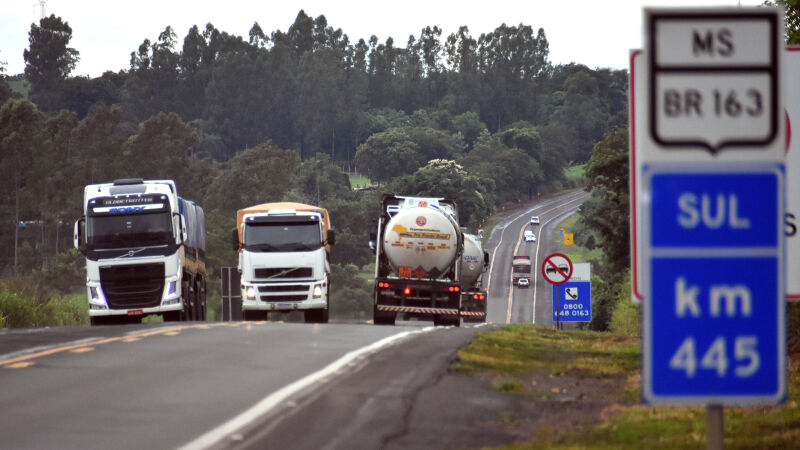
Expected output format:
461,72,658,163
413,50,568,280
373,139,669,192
551,213,603,264
563,164,585,183
454,324,800,449
348,174,371,189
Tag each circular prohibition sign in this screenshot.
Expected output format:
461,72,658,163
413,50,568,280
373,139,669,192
541,252,573,286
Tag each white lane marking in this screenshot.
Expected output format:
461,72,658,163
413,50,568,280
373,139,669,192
177,327,438,450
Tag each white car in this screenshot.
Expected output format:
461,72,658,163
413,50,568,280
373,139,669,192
524,231,536,242
517,278,530,287
530,216,540,225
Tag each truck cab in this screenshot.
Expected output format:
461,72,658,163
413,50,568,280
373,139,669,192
234,203,334,323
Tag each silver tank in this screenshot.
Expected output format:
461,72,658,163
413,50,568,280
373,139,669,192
460,233,484,290
382,201,460,279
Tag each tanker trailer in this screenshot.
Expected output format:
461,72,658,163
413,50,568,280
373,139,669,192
372,195,463,326
459,233,489,322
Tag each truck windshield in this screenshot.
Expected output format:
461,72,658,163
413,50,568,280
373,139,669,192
87,212,172,248
244,222,322,252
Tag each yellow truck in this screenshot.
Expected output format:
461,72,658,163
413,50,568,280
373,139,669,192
233,202,334,322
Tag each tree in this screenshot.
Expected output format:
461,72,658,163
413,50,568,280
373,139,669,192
204,141,299,216
354,127,422,183
0,99,44,274
390,159,492,228
579,127,629,274
289,153,352,205
23,15,79,113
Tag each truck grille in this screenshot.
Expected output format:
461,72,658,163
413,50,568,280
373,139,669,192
257,284,309,302
254,267,313,279
100,263,164,309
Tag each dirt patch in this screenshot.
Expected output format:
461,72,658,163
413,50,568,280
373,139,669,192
474,370,632,444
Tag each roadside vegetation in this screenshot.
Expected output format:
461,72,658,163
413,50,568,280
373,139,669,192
455,324,800,448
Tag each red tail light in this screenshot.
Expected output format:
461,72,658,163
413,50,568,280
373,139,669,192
448,286,460,292
404,287,411,295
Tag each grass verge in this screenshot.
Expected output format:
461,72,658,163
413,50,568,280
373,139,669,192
454,324,800,449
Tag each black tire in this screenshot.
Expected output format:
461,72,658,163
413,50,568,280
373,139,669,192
199,278,207,321
181,279,192,321
373,305,396,325
163,310,181,322
90,315,124,326
243,310,267,321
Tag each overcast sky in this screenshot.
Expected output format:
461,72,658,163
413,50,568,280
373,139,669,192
1,0,764,77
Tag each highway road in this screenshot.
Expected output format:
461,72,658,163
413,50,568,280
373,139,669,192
0,189,588,449
484,189,591,325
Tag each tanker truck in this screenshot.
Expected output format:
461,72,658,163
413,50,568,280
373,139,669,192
233,202,334,323
371,195,463,326
459,233,489,322
74,179,207,325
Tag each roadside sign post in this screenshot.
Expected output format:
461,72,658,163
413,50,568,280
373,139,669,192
551,262,591,324
541,252,573,330
638,8,786,449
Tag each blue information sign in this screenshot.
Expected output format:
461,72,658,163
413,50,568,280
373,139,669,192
643,165,786,405
552,282,591,322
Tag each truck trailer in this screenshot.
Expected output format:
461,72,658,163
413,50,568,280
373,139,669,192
371,195,463,327
460,232,489,322
233,202,334,323
74,179,207,325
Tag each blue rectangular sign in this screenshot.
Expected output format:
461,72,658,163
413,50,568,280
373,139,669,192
650,172,779,248
648,257,782,399
552,281,591,323
643,165,785,406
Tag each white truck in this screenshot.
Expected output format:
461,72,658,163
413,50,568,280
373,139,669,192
233,202,334,323
371,195,463,326
74,179,207,325
459,233,489,322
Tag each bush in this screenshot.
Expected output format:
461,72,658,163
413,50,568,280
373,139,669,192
609,271,639,337
38,295,88,327
330,263,372,319
0,289,37,328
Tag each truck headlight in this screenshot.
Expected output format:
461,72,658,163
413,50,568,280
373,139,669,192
312,284,324,298
244,286,257,300
89,286,108,309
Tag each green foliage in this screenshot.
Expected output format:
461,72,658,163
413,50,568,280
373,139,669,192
0,277,88,328
0,289,37,328
390,159,492,228
354,127,422,183
329,263,372,320
23,15,79,113
453,324,639,378
204,141,299,216
609,270,639,337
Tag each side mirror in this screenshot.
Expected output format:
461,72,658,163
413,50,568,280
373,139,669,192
73,217,86,254
232,227,240,251
173,213,183,244
327,228,336,246
369,228,377,253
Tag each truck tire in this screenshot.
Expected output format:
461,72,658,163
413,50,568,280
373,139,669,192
243,310,267,321
198,278,207,321
373,305,396,326
433,314,460,327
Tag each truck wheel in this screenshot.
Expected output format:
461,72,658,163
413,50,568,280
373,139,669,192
373,305,396,326
199,279,207,321
243,310,267,321
163,311,181,322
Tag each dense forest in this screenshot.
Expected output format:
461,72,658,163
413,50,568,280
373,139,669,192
0,10,631,327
